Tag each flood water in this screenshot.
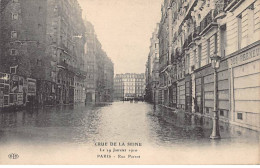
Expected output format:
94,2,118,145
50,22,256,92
0,102,259,164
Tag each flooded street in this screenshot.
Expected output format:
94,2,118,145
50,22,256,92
0,102,259,164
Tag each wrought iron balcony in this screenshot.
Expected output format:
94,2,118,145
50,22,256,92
57,60,68,69
200,12,214,34
193,25,201,39
225,0,239,9
199,1,229,35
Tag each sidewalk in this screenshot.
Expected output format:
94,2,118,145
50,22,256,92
158,104,260,131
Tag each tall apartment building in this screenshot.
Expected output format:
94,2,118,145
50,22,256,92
114,73,145,100
84,20,96,103
145,24,160,103
156,0,260,130
0,0,86,105
224,0,260,130
83,20,114,103
104,56,114,102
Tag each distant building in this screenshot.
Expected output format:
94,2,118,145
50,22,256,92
114,73,145,100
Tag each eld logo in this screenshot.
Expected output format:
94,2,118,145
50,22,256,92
8,153,19,159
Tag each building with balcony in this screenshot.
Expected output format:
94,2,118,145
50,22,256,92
84,20,96,103
156,0,260,130
145,24,160,103
0,0,86,106
224,0,260,130
104,56,114,102
114,73,145,100
83,20,114,103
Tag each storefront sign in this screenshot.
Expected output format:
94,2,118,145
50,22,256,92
228,44,260,68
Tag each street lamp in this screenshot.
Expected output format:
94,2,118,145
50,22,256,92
210,53,221,139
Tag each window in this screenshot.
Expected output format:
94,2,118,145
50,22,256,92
186,54,190,74
11,31,17,38
237,14,242,50
248,3,255,43
207,39,210,63
220,110,224,116
12,13,18,20
198,45,202,68
38,24,42,29
10,49,17,55
214,33,218,54
193,49,197,67
10,66,17,74
155,43,159,49
37,59,42,66
220,25,227,57
205,107,209,114
237,113,243,120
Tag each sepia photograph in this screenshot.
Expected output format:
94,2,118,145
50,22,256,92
0,0,259,165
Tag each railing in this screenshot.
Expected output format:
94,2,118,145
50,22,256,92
225,0,238,8
214,0,227,16
175,47,181,60
199,1,229,34
200,11,214,33
187,34,193,46
193,25,201,38
57,60,68,69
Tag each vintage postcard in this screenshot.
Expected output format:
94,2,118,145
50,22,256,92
0,0,259,165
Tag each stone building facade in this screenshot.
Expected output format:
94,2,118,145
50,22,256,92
84,21,96,103
145,24,160,103
155,0,260,130
114,73,145,100
0,0,86,105
83,20,114,103
104,56,114,102
225,0,260,130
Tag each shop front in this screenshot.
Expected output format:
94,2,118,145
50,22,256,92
193,59,229,119
9,75,25,107
0,73,10,108
228,42,260,130
177,79,185,110
27,78,37,107
185,75,192,112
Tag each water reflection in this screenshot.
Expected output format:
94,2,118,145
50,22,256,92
0,102,259,148
147,105,259,147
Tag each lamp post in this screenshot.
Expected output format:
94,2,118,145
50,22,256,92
210,54,221,139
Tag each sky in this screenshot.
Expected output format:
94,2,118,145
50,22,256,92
78,0,163,74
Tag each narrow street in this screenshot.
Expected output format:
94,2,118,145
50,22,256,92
0,102,259,164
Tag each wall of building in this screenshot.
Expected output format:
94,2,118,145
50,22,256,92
114,73,145,100
0,0,89,106
154,0,260,130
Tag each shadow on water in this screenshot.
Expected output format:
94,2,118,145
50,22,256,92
0,104,110,144
146,105,259,147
